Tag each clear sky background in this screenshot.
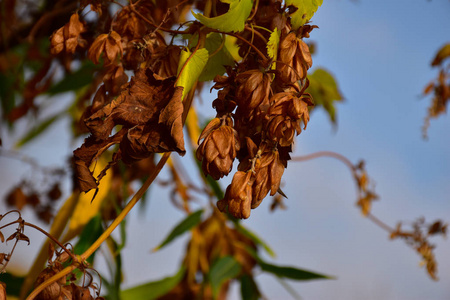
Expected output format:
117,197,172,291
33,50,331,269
1,1,450,299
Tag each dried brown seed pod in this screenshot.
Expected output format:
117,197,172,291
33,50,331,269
217,171,253,219
251,149,286,208
196,116,240,180
277,33,312,83
235,69,272,111
266,92,310,146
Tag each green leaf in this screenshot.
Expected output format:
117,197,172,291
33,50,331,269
120,266,185,300
73,214,103,264
259,261,332,281
15,114,61,148
209,256,242,298
48,61,98,95
240,274,260,300
153,209,204,252
0,272,25,297
199,33,235,81
192,0,253,33
176,48,209,99
267,28,280,63
286,0,323,30
234,222,275,257
307,68,343,124
224,35,242,62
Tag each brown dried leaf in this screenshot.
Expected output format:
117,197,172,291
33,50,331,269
74,69,185,192
88,31,123,65
6,186,27,210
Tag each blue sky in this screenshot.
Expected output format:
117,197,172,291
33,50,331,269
1,1,449,299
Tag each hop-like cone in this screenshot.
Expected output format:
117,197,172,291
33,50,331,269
277,32,312,83
196,116,240,180
217,171,253,219
266,92,310,147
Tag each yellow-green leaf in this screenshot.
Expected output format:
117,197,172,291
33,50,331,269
176,48,209,99
121,267,185,300
191,33,236,81
307,68,343,124
209,256,241,298
192,0,253,33
267,28,280,69
286,0,323,30
153,209,204,252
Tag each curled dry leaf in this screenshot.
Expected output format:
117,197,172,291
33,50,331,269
74,69,185,193
50,13,87,55
88,31,123,65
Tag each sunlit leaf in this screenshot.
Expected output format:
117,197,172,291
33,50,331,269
307,68,343,124
153,209,204,252
192,0,253,33
286,0,323,30
15,114,61,148
267,28,280,68
224,35,242,62
209,256,241,298
176,48,209,99
120,266,185,300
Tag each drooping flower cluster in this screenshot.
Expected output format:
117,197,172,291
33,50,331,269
197,13,316,218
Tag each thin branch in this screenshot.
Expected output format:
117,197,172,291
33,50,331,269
291,151,355,172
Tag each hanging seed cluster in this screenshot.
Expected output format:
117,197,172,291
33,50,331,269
198,17,315,219
46,0,319,219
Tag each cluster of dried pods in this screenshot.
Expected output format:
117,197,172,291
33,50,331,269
47,0,319,219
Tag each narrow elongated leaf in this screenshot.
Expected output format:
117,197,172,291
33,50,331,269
120,267,185,300
234,222,275,257
176,48,209,99
286,0,323,30
153,209,204,251
192,0,253,33
15,114,61,148
48,62,98,95
259,261,332,280
240,274,260,300
73,214,103,263
209,256,241,298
